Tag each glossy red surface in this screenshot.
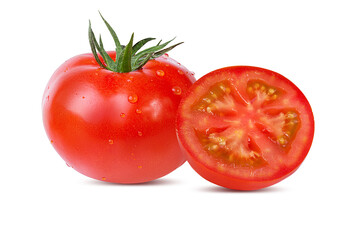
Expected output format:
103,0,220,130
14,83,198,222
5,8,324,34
43,52,195,183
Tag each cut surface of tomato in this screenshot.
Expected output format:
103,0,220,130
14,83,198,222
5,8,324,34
177,66,314,190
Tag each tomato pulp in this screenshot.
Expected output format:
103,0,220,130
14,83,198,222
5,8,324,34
43,52,195,183
177,66,314,190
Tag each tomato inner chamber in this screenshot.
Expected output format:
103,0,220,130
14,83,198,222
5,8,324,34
192,80,301,168
195,128,268,168
192,81,237,117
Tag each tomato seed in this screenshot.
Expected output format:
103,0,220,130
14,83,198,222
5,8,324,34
209,144,219,151
268,88,275,95
278,137,287,145
203,97,211,103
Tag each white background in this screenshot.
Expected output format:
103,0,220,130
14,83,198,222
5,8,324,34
1,0,350,239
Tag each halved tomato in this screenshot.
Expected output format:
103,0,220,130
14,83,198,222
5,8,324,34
176,66,314,190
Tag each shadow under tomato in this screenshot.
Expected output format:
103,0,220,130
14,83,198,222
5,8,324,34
83,177,180,187
198,185,286,193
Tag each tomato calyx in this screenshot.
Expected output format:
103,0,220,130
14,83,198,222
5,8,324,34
88,12,183,73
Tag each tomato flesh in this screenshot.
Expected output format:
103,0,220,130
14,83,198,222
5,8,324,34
177,66,314,190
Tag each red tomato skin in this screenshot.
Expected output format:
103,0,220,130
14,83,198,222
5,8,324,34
43,52,195,183
180,148,298,190
176,66,314,190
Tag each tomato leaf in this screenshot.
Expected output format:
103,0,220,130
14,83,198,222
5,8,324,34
98,35,116,70
152,42,183,59
88,21,106,69
98,11,123,57
117,33,134,73
133,38,175,60
132,38,155,55
133,52,153,70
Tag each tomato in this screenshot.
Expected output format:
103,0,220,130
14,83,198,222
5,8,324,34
43,14,196,183
43,52,195,183
176,66,314,190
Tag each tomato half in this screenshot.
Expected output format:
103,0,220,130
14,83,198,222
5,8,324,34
43,52,195,183
177,66,314,190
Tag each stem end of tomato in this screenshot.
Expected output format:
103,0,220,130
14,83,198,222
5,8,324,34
88,13,183,73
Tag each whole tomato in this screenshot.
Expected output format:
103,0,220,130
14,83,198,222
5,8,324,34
42,15,195,183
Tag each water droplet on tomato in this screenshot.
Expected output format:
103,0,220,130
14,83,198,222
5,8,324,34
50,140,54,144
156,70,165,77
164,53,169,57
46,95,50,101
108,139,114,144
66,163,71,167
128,94,138,103
172,86,182,95
178,69,184,75
190,71,195,76
102,177,107,181
136,109,142,114
137,131,143,136
120,113,126,118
